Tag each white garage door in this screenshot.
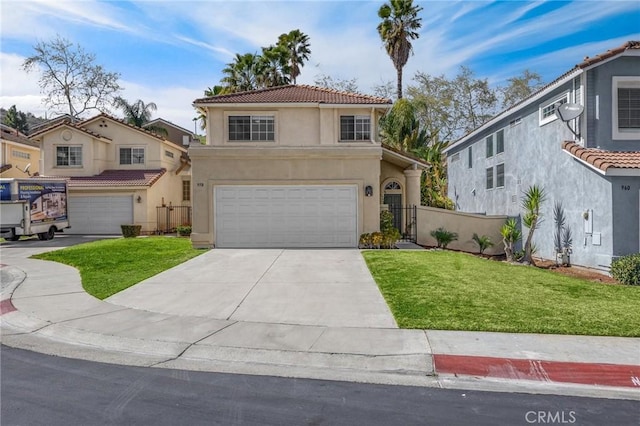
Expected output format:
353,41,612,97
215,185,358,248
67,196,133,234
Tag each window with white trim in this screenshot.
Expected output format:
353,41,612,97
496,129,504,154
539,93,569,126
486,134,493,158
228,115,274,141
120,147,145,165
340,115,370,141
12,150,30,159
486,167,494,189
496,163,505,188
612,76,640,140
56,146,82,167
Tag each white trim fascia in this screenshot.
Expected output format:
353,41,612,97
562,149,606,175
445,68,583,153
319,103,392,110
194,102,319,108
606,168,640,176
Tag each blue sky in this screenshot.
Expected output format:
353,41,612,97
1,0,639,132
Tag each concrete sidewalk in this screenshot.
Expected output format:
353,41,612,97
1,249,639,400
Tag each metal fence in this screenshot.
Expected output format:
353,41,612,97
387,204,417,243
156,205,191,234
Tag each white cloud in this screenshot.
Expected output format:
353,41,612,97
0,52,48,117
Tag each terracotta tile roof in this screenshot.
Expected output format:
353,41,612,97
562,141,640,172
578,40,640,68
28,120,111,141
48,169,166,188
194,85,392,105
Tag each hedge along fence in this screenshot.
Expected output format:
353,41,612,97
416,206,507,255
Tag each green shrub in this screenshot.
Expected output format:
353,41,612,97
430,227,458,249
176,225,192,237
610,253,640,286
501,218,521,262
472,233,494,254
380,210,395,233
382,228,401,249
359,233,372,248
371,232,383,248
121,225,141,238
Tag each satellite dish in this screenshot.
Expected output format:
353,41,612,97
556,103,584,122
23,163,31,173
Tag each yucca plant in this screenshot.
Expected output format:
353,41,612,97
501,218,521,262
522,185,546,265
472,233,494,255
430,227,458,249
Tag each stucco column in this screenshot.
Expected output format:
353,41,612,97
404,169,422,207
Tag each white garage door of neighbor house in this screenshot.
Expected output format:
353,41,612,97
67,196,133,234
215,185,358,248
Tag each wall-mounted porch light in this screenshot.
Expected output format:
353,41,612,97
365,185,373,197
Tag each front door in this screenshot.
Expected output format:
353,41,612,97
383,193,403,233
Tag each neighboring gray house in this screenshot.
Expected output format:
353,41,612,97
445,41,640,271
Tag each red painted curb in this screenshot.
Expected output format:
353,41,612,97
433,354,640,388
0,299,17,315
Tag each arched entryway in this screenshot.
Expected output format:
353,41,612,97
382,180,403,233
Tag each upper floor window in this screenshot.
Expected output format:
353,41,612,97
613,77,640,140
539,93,569,126
120,147,145,165
485,167,494,189
486,134,493,158
56,146,82,167
467,146,473,168
228,115,274,141
182,180,191,202
340,115,370,141
12,150,30,159
496,129,504,154
496,163,505,188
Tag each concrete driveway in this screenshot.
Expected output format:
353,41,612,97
106,249,397,328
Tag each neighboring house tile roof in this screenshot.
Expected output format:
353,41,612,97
1,125,40,148
562,141,640,173
145,118,194,135
79,113,175,144
194,85,392,105
28,120,112,141
46,169,167,188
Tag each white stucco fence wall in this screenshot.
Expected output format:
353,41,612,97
416,206,508,255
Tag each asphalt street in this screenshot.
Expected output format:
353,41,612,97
2,346,638,426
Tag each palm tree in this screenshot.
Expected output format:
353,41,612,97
377,0,422,99
259,45,291,88
221,53,262,93
277,29,311,84
113,97,167,136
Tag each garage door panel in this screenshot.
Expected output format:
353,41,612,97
67,196,133,234
215,185,357,248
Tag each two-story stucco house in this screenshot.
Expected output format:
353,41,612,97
446,41,640,270
0,124,41,177
29,114,191,234
190,85,428,248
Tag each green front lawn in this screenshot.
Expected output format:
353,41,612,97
33,237,206,299
362,250,640,336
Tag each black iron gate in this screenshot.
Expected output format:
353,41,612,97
387,204,417,242
156,205,191,233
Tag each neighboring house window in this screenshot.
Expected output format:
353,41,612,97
486,135,493,158
182,180,191,202
539,93,569,126
12,150,30,159
509,118,522,127
496,129,504,154
496,163,505,188
340,115,370,141
468,146,472,168
164,150,174,158
120,147,145,165
612,77,640,140
228,115,274,141
486,167,494,189
450,152,460,162
56,146,82,167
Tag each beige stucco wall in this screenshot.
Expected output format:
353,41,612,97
1,140,41,178
416,206,507,255
189,145,382,247
380,160,407,201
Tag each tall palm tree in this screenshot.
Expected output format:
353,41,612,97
277,29,310,84
113,97,167,136
221,53,262,93
259,45,291,88
377,0,422,99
